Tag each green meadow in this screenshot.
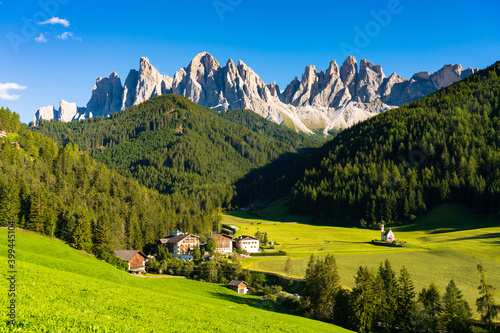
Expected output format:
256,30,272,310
224,203,500,317
0,228,350,332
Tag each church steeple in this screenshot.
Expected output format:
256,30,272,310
381,220,385,241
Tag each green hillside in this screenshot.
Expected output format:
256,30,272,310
0,106,220,258
290,61,500,226
32,95,317,205
0,228,350,332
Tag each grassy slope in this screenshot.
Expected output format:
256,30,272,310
0,229,350,332
224,203,500,317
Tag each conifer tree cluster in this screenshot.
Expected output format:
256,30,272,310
290,62,500,226
0,106,220,260
299,257,499,333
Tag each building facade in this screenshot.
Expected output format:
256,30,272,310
234,235,260,253
208,233,233,253
113,250,148,272
158,231,200,260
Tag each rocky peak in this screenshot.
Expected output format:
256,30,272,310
59,100,78,122
356,59,386,103
324,60,340,82
412,71,430,80
134,57,173,105
187,52,221,80
430,64,467,90
340,56,358,97
34,53,479,133
86,72,124,117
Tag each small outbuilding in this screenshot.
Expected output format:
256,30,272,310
113,250,148,272
228,280,249,294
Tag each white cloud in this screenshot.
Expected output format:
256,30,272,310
57,32,72,40
35,33,47,43
57,32,81,41
39,17,70,27
0,83,27,101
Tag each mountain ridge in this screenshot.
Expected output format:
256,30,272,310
34,53,477,133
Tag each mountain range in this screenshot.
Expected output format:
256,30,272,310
34,52,477,133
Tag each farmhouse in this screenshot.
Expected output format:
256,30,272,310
113,250,148,272
381,223,395,242
228,280,248,294
158,230,200,260
208,233,233,253
234,235,260,253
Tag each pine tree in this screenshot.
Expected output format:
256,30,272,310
315,254,340,321
397,266,416,331
442,279,471,333
29,185,47,233
72,209,93,252
352,266,376,333
332,288,352,329
418,282,441,332
93,218,113,259
284,257,294,277
0,176,20,226
374,259,399,328
476,260,499,333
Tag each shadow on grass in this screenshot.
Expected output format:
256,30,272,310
210,290,295,315
395,204,500,234
447,232,500,243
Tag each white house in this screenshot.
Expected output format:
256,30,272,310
234,235,260,253
381,222,395,242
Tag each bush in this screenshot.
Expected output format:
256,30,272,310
251,251,287,257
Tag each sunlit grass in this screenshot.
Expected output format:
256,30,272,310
224,203,500,317
0,228,351,332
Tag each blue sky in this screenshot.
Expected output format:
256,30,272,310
1,0,499,123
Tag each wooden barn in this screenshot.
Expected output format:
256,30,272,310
113,250,148,272
228,280,249,294
208,233,233,253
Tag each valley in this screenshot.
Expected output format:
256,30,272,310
223,202,500,318
2,1,499,332
0,228,350,332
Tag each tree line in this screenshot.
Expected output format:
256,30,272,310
0,106,222,262
299,256,499,333
32,95,316,213
290,62,500,226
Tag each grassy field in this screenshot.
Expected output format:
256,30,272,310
224,203,500,317
0,229,351,332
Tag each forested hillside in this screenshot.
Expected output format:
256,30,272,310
0,107,223,258
290,61,500,226
33,95,316,209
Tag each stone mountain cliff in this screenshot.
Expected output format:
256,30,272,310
34,53,477,133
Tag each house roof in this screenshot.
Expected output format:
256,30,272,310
384,229,394,236
228,280,248,287
235,235,258,242
113,250,147,262
159,233,199,244
208,233,233,240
